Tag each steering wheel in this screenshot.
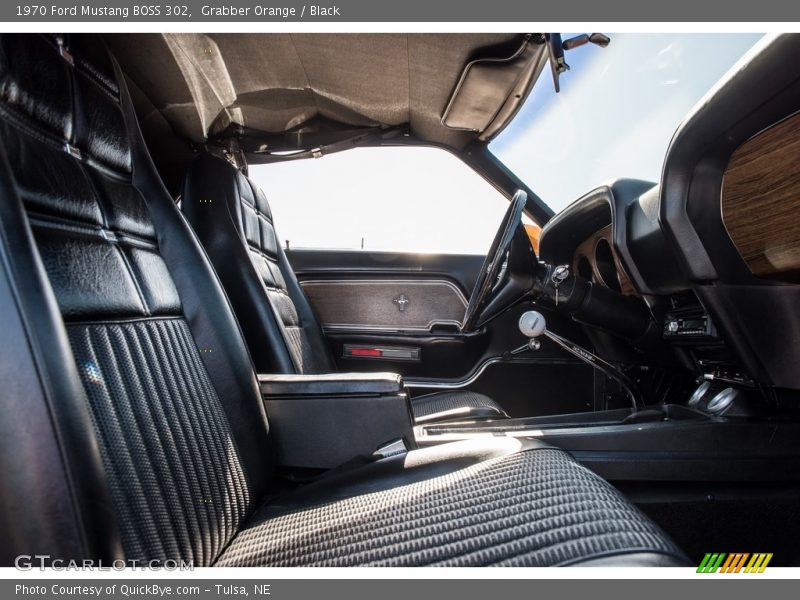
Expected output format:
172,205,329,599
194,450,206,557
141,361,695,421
461,190,528,331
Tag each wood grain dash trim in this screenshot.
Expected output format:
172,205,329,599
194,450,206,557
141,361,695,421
722,111,800,281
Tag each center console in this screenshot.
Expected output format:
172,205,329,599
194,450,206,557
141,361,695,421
260,313,800,486
412,309,800,484
415,403,800,482
661,292,760,415
259,372,415,469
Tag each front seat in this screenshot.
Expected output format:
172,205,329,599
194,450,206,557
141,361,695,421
181,153,508,424
0,33,688,567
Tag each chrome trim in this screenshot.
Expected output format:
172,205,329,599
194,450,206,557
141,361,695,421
405,356,583,390
416,430,547,443
707,387,738,414
540,328,641,411
404,357,503,390
322,320,462,334
301,278,469,306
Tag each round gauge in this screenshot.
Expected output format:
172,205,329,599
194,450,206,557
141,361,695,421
593,238,622,293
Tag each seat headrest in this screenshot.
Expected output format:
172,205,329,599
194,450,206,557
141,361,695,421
0,34,131,174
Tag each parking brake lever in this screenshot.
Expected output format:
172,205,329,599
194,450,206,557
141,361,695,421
518,310,642,412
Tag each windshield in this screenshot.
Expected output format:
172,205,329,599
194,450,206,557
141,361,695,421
490,33,764,215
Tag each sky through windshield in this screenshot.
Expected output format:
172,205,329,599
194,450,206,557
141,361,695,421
490,33,764,214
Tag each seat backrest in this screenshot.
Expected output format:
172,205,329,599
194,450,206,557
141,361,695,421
0,34,272,565
182,153,335,375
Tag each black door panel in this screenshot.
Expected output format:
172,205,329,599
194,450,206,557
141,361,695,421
286,248,595,417
287,249,493,380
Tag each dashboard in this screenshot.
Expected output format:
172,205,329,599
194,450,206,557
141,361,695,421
534,36,800,403
537,179,666,297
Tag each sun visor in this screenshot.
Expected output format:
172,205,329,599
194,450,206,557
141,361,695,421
441,36,545,140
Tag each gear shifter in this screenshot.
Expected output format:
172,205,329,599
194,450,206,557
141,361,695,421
518,310,641,412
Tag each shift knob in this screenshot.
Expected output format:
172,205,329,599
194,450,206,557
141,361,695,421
519,310,547,338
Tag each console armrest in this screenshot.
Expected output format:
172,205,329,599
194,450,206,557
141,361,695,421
260,372,405,396
258,372,415,469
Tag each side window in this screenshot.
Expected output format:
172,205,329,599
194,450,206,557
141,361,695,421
249,146,518,255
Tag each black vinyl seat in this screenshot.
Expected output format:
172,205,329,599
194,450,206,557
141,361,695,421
0,33,688,567
181,153,508,424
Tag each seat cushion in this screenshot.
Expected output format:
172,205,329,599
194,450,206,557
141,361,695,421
68,318,252,563
216,440,688,567
0,33,271,564
411,391,508,423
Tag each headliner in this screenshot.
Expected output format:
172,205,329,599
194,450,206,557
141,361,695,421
106,33,540,153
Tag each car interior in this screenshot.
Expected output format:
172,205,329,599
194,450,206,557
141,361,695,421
1,32,799,567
